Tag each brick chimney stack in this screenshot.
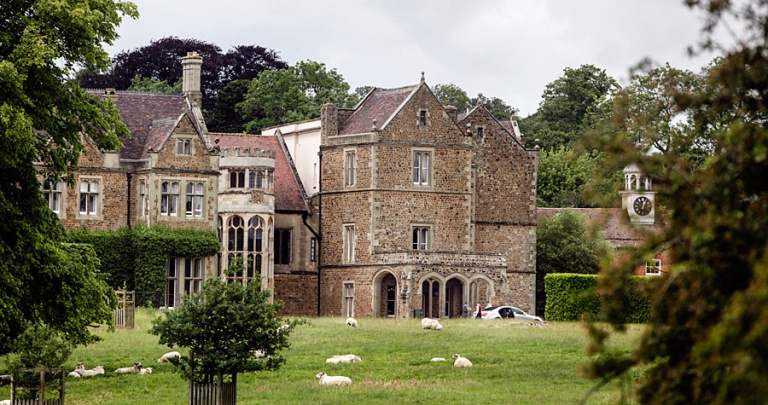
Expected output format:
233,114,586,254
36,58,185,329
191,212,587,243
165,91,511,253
181,51,203,107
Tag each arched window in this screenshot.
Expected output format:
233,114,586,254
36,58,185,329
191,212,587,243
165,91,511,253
247,217,264,252
228,216,245,251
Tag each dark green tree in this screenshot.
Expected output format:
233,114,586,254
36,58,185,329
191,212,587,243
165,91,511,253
521,65,619,150
432,83,472,112
471,95,518,121
536,210,611,316
150,258,300,380
582,1,768,403
238,60,358,133
0,0,135,355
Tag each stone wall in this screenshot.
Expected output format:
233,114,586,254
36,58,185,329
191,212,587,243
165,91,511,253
274,273,318,316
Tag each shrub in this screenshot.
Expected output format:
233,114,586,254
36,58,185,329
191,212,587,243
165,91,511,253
545,273,650,322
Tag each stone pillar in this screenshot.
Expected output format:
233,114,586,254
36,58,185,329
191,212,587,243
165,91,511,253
320,102,338,144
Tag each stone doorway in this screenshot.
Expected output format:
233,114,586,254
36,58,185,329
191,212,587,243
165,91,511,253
445,278,464,318
421,279,441,319
373,272,397,318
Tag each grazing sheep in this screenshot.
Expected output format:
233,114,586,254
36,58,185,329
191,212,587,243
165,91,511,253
430,357,446,362
326,354,362,364
157,351,181,363
421,318,443,331
345,318,358,328
252,349,267,359
315,372,352,386
139,367,153,375
452,354,473,367
277,324,291,334
114,362,142,374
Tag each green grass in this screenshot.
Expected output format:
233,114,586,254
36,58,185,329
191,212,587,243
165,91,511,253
1,310,644,404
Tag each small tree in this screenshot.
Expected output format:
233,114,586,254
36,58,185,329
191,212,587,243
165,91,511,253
6,325,72,400
536,210,612,315
149,258,299,383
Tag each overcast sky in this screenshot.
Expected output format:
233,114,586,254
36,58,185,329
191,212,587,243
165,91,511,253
105,0,727,117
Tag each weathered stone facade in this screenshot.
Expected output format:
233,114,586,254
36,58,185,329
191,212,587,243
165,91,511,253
317,80,539,318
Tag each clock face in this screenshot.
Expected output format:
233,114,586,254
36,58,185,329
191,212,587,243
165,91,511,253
633,196,652,216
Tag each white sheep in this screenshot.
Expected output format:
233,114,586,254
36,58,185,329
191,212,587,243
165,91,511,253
326,354,362,364
421,318,443,331
157,351,181,363
277,324,291,334
345,318,358,328
315,372,352,386
68,371,81,377
252,349,267,359
1,400,10,405
430,357,446,362
139,367,153,375
114,362,142,374
79,366,105,377
452,354,473,367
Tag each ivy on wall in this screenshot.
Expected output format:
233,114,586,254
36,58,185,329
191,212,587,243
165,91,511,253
66,225,221,305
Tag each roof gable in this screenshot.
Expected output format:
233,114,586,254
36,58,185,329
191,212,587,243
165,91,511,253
339,85,418,135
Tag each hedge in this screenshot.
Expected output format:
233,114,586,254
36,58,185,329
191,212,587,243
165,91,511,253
544,273,651,323
66,225,221,305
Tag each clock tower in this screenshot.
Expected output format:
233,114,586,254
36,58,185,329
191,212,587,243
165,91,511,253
620,164,657,225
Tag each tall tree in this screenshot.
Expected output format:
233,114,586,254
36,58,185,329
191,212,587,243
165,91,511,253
0,0,136,355
536,148,621,208
238,60,358,133
536,210,611,316
521,65,619,150
432,83,472,112
582,1,768,403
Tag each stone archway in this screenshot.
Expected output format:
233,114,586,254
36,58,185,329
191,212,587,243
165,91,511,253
373,270,398,318
445,278,464,318
469,277,493,311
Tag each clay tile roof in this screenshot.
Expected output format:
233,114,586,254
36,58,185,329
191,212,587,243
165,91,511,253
88,91,187,160
537,208,664,248
339,85,418,135
211,133,308,212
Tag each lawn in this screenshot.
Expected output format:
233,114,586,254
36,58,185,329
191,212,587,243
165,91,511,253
1,309,643,405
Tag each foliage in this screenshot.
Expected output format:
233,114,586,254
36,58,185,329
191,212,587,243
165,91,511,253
544,274,650,323
205,79,251,133
432,83,518,120
521,64,619,151
536,210,612,315
131,225,221,304
432,83,472,112
77,37,289,133
67,227,135,288
0,0,135,356
238,60,359,133
127,75,182,93
6,324,73,371
354,85,374,99
581,1,768,403
150,258,298,380
537,147,622,208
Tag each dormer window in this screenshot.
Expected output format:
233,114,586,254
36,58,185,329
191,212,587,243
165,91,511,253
419,110,427,126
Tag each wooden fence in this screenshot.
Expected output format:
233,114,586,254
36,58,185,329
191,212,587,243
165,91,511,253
11,367,65,405
188,354,237,405
114,284,135,329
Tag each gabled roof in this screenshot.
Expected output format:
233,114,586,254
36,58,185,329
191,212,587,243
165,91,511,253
211,133,308,213
537,208,664,248
339,85,418,135
88,90,188,160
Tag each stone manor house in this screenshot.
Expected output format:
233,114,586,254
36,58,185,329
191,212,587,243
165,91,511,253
43,52,540,318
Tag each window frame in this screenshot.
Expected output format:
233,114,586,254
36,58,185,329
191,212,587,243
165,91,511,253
42,179,63,215
77,177,101,218
344,149,357,187
160,181,180,216
343,224,355,263
412,149,433,187
185,181,205,218
411,225,431,250
274,228,292,265
419,109,428,127
646,259,662,276
176,138,192,155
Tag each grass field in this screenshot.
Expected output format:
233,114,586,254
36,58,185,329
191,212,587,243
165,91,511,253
1,309,643,404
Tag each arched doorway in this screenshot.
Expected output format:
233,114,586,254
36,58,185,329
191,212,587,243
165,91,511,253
374,272,398,318
469,278,493,310
421,278,442,319
445,278,464,318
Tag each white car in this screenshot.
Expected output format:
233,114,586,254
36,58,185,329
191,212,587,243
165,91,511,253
479,306,543,322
